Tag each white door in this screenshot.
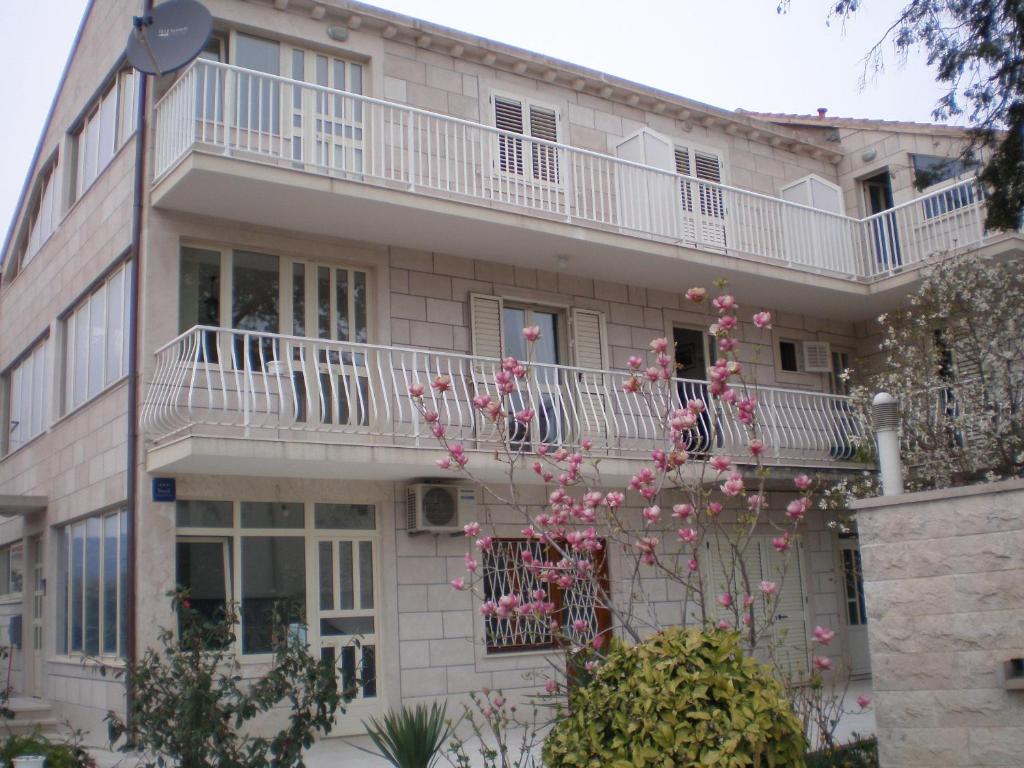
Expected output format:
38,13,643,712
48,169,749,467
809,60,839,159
839,537,870,675
314,534,380,731
29,537,44,696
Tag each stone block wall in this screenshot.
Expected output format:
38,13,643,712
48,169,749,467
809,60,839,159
852,479,1024,767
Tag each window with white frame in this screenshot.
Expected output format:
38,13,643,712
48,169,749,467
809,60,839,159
22,157,61,268
674,145,724,216
63,262,132,413
3,340,49,455
57,509,129,657
0,543,24,598
491,94,560,182
72,69,138,201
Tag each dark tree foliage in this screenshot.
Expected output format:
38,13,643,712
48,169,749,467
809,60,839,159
106,590,354,768
784,0,1024,231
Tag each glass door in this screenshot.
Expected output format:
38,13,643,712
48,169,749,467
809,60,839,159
30,537,44,695
673,327,714,452
503,305,566,448
314,534,379,712
287,47,364,172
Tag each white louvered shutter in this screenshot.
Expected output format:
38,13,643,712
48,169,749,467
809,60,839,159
570,308,607,374
529,105,559,182
759,536,810,679
494,96,525,175
569,308,608,447
802,341,832,373
695,150,725,221
470,294,504,360
674,146,695,213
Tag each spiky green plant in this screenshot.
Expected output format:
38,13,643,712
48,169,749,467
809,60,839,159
361,702,452,768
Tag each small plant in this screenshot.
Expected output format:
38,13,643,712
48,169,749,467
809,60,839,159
806,736,879,768
542,627,807,768
360,702,452,768
446,689,547,768
106,589,353,768
0,732,96,768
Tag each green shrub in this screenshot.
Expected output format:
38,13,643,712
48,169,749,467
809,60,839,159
543,627,807,768
0,732,95,768
806,737,879,768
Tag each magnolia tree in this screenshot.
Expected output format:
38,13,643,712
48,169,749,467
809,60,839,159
848,254,1024,491
407,281,867,754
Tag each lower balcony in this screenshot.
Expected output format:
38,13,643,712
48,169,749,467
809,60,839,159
141,327,867,481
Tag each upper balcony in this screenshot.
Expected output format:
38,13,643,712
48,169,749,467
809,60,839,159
150,60,1022,319
140,326,865,482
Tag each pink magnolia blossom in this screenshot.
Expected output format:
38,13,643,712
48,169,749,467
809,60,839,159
472,394,492,410
649,337,670,354
794,474,813,490
677,527,698,544
622,376,640,394
710,455,732,472
857,695,871,709
752,311,773,329
605,491,625,509
464,554,478,573
432,375,451,392
479,601,497,617
747,494,765,510
475,536,495,552
463,522,481,537
716,620,731,630
580,438,593,451
634,537,659,565
812,656,833,672
592,634,605,650
516,408,535,424
688,558,699,571
408,382,426,397
707,501,723,517
721,473,744,497
423,410,440,424
450,578,466,591
786,499,807,521
718,337,738,352
772,534,791,553
743,594,755,608
742,614,753,626
749,439,766,456
642,505,661,523
431,423,446,439
672,503,694,519
712,294,737,313
685,287,707,303
718,593,734,608
436,457,451,470
760,580,778,595
545,679,558,694
522,325,542,342
813,626,836,645
627,355,644,370
572,619,589,632
687,399,706,414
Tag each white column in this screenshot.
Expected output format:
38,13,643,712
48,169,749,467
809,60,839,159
872,391,904,496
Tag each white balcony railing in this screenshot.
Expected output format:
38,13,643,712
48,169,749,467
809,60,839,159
153,60,994,282
141,327,865,467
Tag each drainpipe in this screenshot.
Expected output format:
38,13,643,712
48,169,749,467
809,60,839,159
871,392,904,496
124,0,154,724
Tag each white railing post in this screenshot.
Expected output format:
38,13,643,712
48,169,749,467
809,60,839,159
872,392,904,496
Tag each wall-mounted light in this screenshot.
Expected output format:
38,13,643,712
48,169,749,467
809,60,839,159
327,26,349,42
861,148,877,164
555,254,570,270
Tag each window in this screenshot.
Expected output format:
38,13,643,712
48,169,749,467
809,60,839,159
674,146,724,216
829,350,851,395
502,304,564,445
911,153,978,190
0,544,24,597
63,263,131,413
175,500,378,664
482,538,609,653
4,340,49,455
492,94,560,182
779,340,800,373
57,509,128,657
21,157,61,268
72,70,138,200
841,546,867,627
178,247,368,342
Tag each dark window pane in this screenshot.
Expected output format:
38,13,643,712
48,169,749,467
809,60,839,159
232,251,279,333
241,502,304,529
338,541,353,610
314,504,375,530
780,341,799,372
71,524,84,652
320,616,375,636
292,262,306,337
319,541,334,611
353,271,367,344
362,644,376,698
176,539,231,645
57,528,69,654
84,517,101,655
340,645,356,694
241,537,306,654
318,267,330,339
336,269,349,341
179,248,221,332
358,541,374,610
119,510,128,656
176,500,233,528
103,514,119,654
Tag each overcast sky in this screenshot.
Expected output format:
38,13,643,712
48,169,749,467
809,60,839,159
1,0,950,238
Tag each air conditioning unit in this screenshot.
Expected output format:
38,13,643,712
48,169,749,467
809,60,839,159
406,483,478,534
802,341,832,373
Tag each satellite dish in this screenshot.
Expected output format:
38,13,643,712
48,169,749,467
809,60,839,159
125,0,213,76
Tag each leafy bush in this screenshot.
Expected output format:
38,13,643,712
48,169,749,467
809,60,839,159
106,589,352,767
543,627,807,768
0,732,95,768
806,737,879,768
362,702,452,768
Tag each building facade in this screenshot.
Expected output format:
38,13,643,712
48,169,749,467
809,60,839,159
0,0,1020,742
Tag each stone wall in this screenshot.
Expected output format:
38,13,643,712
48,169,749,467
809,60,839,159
851,479,1024,767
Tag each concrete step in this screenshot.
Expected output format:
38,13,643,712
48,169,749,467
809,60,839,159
1,716,60,735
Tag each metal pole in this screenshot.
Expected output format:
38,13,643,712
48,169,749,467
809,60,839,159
872,392,904,496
